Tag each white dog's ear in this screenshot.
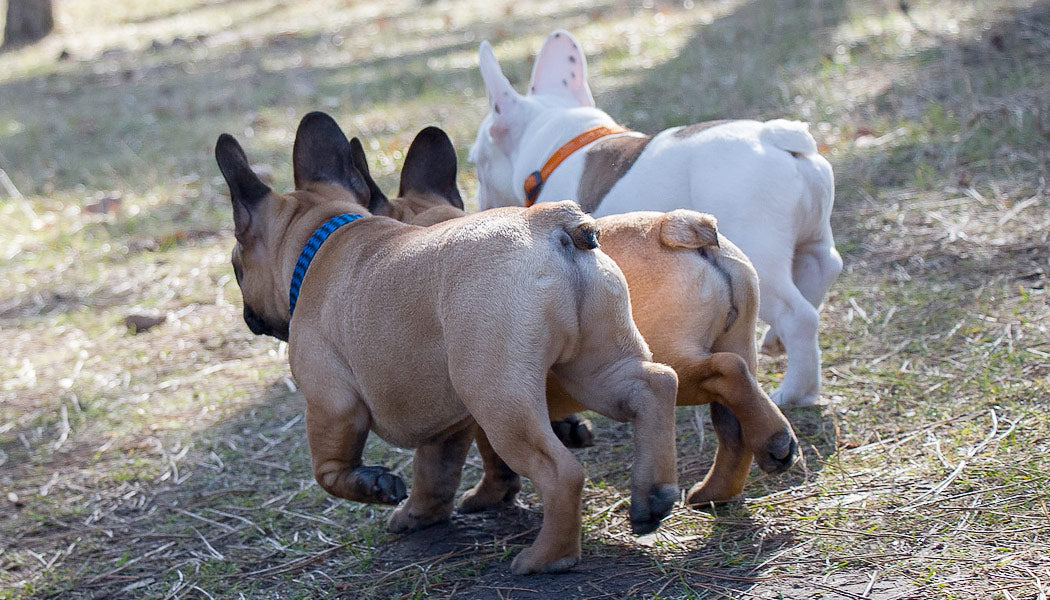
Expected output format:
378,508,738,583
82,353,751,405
527,30,594,107
479,40,528,151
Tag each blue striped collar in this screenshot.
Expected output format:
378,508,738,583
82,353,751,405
288,213,365,316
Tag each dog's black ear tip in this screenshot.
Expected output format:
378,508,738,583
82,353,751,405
215,133,240,157
409,126,457,163
418,125,450,139
298,111,340,131
301,110,332,121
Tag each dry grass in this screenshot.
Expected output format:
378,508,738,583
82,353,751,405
1,0,1048,598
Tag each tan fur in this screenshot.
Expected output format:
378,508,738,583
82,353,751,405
391,198,798,506
219,117,680,575
384,190,467,226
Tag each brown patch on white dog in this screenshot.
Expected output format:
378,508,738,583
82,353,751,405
577,134,652,213
671,119,734,139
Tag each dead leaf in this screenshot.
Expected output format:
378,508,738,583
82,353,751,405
124,313,167,334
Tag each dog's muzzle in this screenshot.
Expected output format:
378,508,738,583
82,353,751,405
243,304,289,341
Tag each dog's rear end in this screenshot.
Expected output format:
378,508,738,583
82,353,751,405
425,200,679,572
596,210,797,504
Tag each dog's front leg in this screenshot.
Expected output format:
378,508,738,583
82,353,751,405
388,420,474,533
546,378,595,449
458,426,522,514
677,352,798,506
302,384,407,505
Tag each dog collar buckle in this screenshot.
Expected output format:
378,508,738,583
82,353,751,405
522,125,631,207
523,170,544,205
288,213,365,316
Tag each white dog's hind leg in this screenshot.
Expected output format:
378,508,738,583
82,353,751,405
793,238,842,310
760,239,840,358
759,324,786,356
762,281,822,407
766,231,841,358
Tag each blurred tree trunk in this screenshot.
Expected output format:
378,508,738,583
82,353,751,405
3,0,54,48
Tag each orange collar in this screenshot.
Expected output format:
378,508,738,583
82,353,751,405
523,125,630,207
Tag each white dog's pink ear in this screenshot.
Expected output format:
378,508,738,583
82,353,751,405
528,30,594,107
479,40,522,115
478,40,527,150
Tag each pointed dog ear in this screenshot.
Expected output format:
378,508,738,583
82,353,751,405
292,111,370,204
478,40,530,153
528,30,595,107
215,133,272,242
348,136,391,216
399,126,463,210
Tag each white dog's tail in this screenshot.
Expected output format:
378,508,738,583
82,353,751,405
761,119,835,220
758,119,819,156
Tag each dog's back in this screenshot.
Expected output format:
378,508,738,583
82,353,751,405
388,192,756,383
317,201,639,427
425,202,632,359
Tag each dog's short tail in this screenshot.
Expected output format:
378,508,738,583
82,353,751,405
759,119,818,157
529,200,600,251
567,221,600,250
657,209,719,250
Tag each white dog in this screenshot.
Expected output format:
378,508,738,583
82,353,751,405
469,30,841,407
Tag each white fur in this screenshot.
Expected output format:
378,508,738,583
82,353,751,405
470,31,842,407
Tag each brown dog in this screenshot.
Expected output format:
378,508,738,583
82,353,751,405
215,112,679,575
359,126,799,507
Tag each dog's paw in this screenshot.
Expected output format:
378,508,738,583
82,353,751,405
353,466,407,505
759,331,785,356
629,483,677,535
551,414,594,449
685,483,743,508
754,431,799,474
510,547,580,575
387,504,451,534
770,388,822,408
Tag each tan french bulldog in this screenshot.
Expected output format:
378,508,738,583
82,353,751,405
357,126,799,507
215,112,679,575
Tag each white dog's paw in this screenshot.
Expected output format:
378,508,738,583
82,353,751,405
771,388,822,408
759,330,785,356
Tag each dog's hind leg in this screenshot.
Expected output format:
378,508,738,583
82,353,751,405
301,379,407,506
689,401,751,505
793,239,842,312
475,407,585,574
447,352,585,574
552,357,679,536
458,426,522,513
760,274,822,407
389,419,475,533
764,234,841,357
675,353,798,505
